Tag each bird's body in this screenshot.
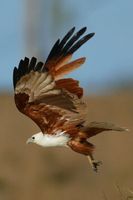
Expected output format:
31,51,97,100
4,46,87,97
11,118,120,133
13,27,127,171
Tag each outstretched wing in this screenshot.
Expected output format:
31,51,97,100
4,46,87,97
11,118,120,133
13,27,95,134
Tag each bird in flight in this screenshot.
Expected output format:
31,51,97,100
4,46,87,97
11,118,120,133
13,27,127,172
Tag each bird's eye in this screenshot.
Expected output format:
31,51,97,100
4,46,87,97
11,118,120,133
32,136,35,140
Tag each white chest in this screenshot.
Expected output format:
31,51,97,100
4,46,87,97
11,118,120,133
36,133,70,147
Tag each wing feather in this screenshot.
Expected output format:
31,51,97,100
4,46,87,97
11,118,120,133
54,57,85,78
56,78,83,98
13,27,94,134
62,27,87,55
45,27,95,76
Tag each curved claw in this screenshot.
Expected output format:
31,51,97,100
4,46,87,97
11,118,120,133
92,160,102,172
87,156,102,172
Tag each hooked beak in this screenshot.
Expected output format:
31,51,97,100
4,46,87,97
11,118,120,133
26,137,33,144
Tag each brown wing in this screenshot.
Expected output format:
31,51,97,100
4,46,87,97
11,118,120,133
13,27,95,134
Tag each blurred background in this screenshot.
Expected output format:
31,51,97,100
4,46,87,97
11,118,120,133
0,0,133,200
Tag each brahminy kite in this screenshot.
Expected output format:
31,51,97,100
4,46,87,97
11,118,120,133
13,27,127,171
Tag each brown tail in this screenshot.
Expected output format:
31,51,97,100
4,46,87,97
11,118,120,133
81,121,128,138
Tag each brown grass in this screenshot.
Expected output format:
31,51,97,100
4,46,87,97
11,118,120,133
0,91,132,200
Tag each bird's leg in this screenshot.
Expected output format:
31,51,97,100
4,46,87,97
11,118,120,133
68,139,102,172
87,155,102,172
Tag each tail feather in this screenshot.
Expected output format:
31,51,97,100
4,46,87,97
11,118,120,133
82,121,128,138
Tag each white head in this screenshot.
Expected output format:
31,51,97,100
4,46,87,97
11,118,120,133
26,132,44,146
26,131,69,147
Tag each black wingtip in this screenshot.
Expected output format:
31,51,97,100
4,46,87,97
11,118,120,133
28,57,37,72
45,27,76,64
13,57,47,90
78,27,87,34
45,39,60,63
45,26,95,65
68,32,95,54
90,32,95,37
68,26,76,34
13,67,18,89
62,27,88,55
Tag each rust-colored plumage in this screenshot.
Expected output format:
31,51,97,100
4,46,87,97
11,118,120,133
13,27,127,172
